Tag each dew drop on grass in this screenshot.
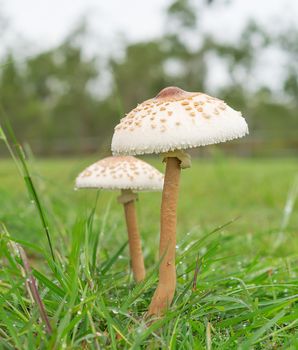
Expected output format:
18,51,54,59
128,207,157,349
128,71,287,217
77,310,82,315
80,297,84,302
200,247,207,255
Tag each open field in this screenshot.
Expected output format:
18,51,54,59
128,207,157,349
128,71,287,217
0,157,298,349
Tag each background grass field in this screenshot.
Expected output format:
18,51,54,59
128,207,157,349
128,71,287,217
0,156,298,349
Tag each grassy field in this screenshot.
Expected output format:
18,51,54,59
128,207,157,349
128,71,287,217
0,156,298,349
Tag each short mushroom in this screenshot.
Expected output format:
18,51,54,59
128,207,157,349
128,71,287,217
75,156,164,282
111,87,249,316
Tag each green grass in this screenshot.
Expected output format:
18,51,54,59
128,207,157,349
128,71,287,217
0,155,298,349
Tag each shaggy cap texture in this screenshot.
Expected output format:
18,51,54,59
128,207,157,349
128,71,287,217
75,156,164,191
112,87,248,155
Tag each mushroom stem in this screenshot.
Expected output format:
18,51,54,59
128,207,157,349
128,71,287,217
122,190,146,282
148,157,181,316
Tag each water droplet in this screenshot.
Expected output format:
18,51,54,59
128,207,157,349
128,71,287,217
77,310,82,315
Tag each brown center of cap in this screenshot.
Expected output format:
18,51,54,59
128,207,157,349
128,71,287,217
155,86,189,100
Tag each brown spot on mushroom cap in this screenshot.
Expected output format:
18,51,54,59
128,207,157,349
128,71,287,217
203,113,211,119
155,86,186,100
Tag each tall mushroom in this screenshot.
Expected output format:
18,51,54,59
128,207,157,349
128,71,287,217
75,156,164,282
111,87,249,316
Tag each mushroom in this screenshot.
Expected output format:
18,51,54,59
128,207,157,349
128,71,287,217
75,156,164,282
111,87,249,316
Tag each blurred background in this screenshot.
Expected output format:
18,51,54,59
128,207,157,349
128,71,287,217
0,0,297,157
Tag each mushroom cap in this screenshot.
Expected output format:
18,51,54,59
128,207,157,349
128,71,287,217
112,87,248,156
75,156,164,191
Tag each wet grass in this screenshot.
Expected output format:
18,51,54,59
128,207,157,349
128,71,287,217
0,153,298,349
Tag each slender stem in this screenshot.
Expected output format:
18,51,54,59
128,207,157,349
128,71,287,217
148,157,181,316
122,190,146,282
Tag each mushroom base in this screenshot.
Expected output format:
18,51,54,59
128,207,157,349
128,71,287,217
147,157,181,317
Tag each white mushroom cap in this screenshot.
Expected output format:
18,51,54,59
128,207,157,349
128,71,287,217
112,87,248,155
75,156,164,191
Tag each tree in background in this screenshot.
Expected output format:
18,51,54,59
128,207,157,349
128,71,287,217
0,0,297,156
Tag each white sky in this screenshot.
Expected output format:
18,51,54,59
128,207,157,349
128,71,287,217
1,0,297,91
2,0,297,49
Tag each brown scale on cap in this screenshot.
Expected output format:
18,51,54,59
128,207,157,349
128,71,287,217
155,86,191,101
82,170,92,177
203,113,211,119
